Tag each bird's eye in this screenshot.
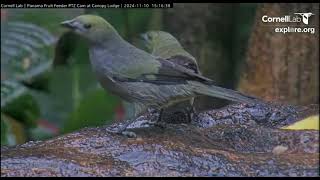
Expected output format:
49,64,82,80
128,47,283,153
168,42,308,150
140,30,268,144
84,24,92,29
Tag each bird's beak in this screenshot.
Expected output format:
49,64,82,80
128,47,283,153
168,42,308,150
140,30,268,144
60,19,76,29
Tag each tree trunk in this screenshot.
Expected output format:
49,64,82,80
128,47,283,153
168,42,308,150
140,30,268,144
238,3,319,106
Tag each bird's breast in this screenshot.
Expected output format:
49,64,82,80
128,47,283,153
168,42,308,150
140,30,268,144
88,48,135,102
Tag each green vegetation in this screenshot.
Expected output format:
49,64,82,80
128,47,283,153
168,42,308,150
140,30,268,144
1,7,258,146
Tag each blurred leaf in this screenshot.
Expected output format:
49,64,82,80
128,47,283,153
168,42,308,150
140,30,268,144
1,81,40,128
148,9,163,30
1,80,27,108
232,3,257,83
53,31,89,66
127,9,153,37
1,114,9,145
22,70,51,92
68,36,89,65
7,9,84,35
1,9,156,142
1,113,27,146
1,9,91,145
62,88,120,134
282,115,319,130
29,125,56,141
1,21,55,85
1,16,56,144
1,94,40,128
30,64,102,127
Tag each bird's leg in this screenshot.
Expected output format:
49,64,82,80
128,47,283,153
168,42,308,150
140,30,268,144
187,105,197,122
151,109,167,128
157,109,164,122
147,107,158,115
106,117,138,138
140,108,167,128
154,109,167,128
147,107,160,122
107,104,148,138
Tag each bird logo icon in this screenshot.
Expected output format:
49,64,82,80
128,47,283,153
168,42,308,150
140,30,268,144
294,13,315,25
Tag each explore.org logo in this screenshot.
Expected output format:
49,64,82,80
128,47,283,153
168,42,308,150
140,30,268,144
262,12,316,34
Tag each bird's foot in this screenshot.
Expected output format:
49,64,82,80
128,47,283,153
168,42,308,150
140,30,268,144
121,131,137,138
106,116,141,138
106,128,137,138
106,120,138,138
187,106,198,122
141,121,167,129
154,122,167,129
147,107,158,114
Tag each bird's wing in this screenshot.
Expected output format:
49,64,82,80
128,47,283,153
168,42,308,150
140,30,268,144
114,56,214,85
165,55,199,74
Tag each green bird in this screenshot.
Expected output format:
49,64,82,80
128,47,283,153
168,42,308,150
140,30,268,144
61,15,259,136
141,31,199,72
141,31,200,123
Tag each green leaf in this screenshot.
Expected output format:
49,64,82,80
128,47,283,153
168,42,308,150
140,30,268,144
1,80,27,108
38,65,99,124
1,114,9,146
1,81,40,128
1,113,28,146
127,9,153,37
53,31,89,66
7,9,84,35
1,21,55,84
29,126,56,141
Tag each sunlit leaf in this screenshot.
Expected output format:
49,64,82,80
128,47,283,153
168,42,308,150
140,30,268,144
281,115,319,130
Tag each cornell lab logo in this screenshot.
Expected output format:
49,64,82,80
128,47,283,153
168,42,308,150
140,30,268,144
294,13,314,25
262,12,316,34
262,12,315,25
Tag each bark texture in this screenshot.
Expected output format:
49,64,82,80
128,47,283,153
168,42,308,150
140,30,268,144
239,3,319,106
1,103,319,177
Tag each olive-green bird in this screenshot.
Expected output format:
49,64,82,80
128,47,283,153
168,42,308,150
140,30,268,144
61,15,259,135
141,31,199,73
141,31,200,123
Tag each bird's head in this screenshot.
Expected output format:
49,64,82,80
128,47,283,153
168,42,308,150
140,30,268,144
61,15,119,44
141,31,180,51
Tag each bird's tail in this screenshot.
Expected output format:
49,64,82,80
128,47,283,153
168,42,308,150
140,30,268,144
189,81,259,104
